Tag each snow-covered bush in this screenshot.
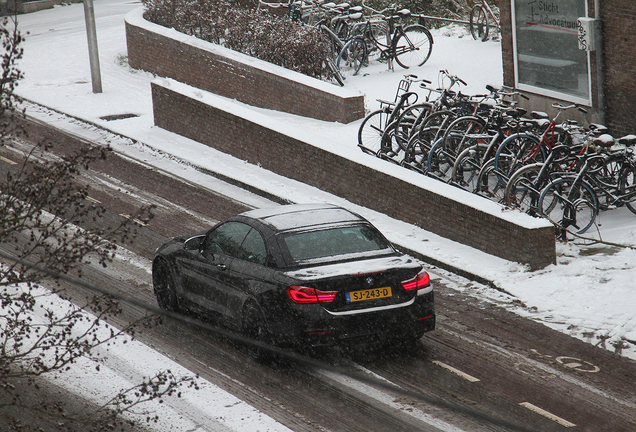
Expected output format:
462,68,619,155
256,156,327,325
141,0,333,81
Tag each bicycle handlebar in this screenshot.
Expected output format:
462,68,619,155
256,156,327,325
403,74,432,85
361,0,404,17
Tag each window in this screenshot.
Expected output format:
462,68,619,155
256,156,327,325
512,0,590,104
203,222,251,257
283,225,392,263
239,228,267,265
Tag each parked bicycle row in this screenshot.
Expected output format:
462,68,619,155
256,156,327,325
357,71,636,237
258,0,434,85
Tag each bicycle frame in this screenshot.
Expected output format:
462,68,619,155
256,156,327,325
480,0,500,28
354,16,407,70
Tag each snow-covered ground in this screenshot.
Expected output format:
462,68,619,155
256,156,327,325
6,0,636,428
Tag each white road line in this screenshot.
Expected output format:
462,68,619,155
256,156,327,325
119,214,148,226
519,402,576,427
1,156,17,165
432,361,481,383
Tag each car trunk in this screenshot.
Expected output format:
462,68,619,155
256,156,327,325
283,255,422,313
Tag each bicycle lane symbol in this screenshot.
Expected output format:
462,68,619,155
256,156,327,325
556,356,600,373
531,349,601,373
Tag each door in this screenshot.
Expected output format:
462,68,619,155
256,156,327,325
178,221,251,316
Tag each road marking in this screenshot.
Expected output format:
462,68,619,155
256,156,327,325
120,214,148,226
556,356,600,373
1,156,17,165
531,350,601,373
519,402,576,427
432,361,480,382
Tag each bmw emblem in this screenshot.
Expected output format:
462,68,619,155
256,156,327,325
366,277,374,285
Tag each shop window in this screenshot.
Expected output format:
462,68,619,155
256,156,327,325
512,0,591,105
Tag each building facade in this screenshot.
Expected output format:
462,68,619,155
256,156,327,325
500,0,636,137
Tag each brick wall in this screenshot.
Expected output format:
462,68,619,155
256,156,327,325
500,0,635,136
151,80,556,270
125,8,365,124
601,1,636,137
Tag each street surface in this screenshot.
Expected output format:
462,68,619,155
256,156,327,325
1,113,634,432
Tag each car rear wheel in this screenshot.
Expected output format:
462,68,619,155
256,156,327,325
243,302,273,362
153,260,180,312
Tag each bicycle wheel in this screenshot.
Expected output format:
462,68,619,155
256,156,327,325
538,177,599,235
336,37,367,79
442,116,487,161
358,109,390,155
324,58,345,86
416,110,456,147
379,121,406,164
504,162,544,214
393,103,434,149
427,138,454,182
394,24,433,69
474,158,506,203
452,144,489,192
619,164,636,214
494,133,544,187
470,4,489,41
593,154,624,210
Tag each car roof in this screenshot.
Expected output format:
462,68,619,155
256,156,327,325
239,204,366,232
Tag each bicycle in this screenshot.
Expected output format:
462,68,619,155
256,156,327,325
398,71,473,171
538,137,636,237
469,0,500,42
357,74,423,156
503,125,613,214
426,86,525,183
492,103,588,188
345,1,433,72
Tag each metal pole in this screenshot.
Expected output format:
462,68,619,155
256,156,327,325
83,0,102,93
594,0,605,125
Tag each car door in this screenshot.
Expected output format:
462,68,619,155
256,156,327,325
177,221,251,316
223,227,276,327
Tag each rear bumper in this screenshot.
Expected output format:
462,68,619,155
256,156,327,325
268,292,435,349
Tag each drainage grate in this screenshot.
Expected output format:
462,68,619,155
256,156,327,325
99,113,140,121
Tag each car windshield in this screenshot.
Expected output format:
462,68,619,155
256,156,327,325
282,225,393,263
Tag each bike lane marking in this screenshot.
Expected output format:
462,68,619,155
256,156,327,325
556,356,601,373
530,349,601,373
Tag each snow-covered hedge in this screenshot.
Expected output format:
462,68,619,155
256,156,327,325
141,0,333,81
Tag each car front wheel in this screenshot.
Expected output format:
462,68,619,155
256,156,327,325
152,259,180,312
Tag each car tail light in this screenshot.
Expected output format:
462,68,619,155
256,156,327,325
401,270,430,291
287,286,338,304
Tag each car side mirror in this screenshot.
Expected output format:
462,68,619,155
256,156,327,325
184,235,204,251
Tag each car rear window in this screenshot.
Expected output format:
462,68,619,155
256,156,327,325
282,225,392,262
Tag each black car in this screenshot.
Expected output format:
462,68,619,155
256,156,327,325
152,203,435,352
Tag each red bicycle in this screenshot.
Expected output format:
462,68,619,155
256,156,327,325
492,103,589,185
469,0,500,41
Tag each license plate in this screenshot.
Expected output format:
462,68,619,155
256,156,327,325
346,287,392,303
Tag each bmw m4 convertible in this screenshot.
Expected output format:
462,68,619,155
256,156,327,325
152,203,435,352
